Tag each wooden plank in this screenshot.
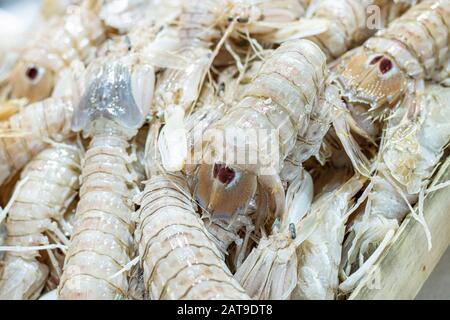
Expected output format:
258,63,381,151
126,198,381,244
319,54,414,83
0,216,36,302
349,158,450,300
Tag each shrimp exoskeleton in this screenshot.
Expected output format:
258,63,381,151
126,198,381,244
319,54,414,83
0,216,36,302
156,0,317,172
196,40,326,228
135,172,250,299
231,0,312,43
194,40,329,254
340,84,450,293
330,0,449,174
234,169,314,300
156,0,225,172
306,0,415,60
0,97,74,187
337,0,450,111
10,1,105,102
58,55,153,299
99,0,180,33
0,144,81,300
235,152,362,300
293,175,365,300
263,0,415,62
0,99,28,122
132,119,249,300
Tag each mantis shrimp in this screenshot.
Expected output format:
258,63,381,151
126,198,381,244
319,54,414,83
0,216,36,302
293,175,365,299
0,97,74,186
336,0,449,112
339,84,450,293
230,0,312,43
0,143,81,300
175,64,259,261
332,0,450,174
58,55,153,299
100,0,182,34
194,39,331,262
234,149,364,300
136,173,250,299
155,0,228,171
273,0,413,61
134,122,249,299
156,0,313,172
233,168,315,300
9,0,105,102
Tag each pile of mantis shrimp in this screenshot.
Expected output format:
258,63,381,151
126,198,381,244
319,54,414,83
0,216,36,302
0,0,448,300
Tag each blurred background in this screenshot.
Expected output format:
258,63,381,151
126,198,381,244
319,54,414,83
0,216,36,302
0,0,41,50
0,0,448,300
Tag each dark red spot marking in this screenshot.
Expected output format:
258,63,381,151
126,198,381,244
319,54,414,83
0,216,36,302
379,58,393,74
213,163,221,178
213,163,235,185
369,55,383,65
25,66,39,80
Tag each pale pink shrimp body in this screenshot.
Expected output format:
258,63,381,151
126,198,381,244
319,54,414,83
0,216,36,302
231,0,312,42
0,144,81,300
10,2,105,102
330,0,449,175
0,97,74,186
133,121,250,299
234,169,314,299
235,153,362,300
293,176,364,299
58,55,153,299
264,0,414,61
136,172,250,299
336,0,450,113
156,0,225,171
340,84,450,293
194,40,329,254
304,0,414,61
156,0,311,171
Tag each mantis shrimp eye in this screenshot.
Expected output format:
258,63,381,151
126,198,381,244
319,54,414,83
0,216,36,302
213,163,236,185
369,55,383,65
25,65,39,81
379,58,393,74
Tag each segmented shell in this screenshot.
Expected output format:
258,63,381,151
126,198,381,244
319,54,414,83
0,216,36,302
136,174,249,300
58,124,137,299
0,144,81,300
0,97,73,186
